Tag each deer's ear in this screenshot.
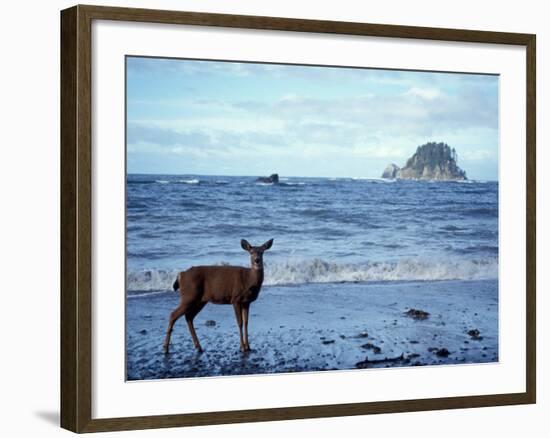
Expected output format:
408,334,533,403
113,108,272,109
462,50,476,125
262,239,274,250
241,239,252,251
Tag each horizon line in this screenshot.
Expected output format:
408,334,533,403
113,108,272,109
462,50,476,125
126,172,498,182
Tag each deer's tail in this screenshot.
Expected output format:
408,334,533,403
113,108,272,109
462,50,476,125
173,272,186,292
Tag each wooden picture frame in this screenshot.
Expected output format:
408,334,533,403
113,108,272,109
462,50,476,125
60,4,536,433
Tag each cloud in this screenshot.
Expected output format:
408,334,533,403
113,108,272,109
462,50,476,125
227,87,497,140
128,56,496,89
126,58,498,178
405,87,441,100
128,84,497,165
127,123,211,147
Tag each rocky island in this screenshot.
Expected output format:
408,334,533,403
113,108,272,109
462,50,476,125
382,142,467,181
256,173,279,184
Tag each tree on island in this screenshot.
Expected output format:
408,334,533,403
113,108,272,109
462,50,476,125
382,142,467,181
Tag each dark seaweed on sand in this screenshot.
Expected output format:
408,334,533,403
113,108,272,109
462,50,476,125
404,308,430,320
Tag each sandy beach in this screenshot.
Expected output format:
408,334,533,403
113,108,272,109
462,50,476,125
126,279,498,380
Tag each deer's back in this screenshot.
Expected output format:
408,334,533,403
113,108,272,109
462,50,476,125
183,265,259,304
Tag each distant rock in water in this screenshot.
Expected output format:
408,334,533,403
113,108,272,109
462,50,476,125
256,173,279,184
381,142,467,181
382,163,400,179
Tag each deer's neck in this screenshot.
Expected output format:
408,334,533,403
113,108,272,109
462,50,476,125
248,267,264,288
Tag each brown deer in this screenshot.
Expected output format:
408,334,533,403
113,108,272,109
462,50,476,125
163,238,273,354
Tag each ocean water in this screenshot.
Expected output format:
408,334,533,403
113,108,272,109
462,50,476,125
126,174,498,294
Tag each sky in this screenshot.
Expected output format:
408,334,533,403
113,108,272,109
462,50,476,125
126,56,499,180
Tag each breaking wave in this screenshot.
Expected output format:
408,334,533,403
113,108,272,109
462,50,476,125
179,178,200,184
126,257,498,293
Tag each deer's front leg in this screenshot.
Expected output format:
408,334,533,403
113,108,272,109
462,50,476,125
242,303,250,351
233,303,246,352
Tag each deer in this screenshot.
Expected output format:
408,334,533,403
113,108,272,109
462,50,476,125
163,238,273,354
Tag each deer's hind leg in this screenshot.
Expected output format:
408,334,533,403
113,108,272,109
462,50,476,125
163,296,192,354
185,301,206,352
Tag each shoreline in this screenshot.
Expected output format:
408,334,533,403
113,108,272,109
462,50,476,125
126,279,498,380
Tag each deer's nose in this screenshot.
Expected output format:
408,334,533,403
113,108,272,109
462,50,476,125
254,258,261,263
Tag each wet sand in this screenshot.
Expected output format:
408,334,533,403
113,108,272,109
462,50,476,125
126,279,498,380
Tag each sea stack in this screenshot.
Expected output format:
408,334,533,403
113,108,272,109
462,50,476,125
382,163,400,179
381,142,467,181
256,173,279,184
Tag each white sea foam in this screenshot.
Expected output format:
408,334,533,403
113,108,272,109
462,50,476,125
155,180,170,184
127,290,168,299
352,177,396,183
127,269,176,292
264,257,497,286
126,257,498,293
179,178,199,184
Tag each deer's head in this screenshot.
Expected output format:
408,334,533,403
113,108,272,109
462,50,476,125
241,239,273,270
